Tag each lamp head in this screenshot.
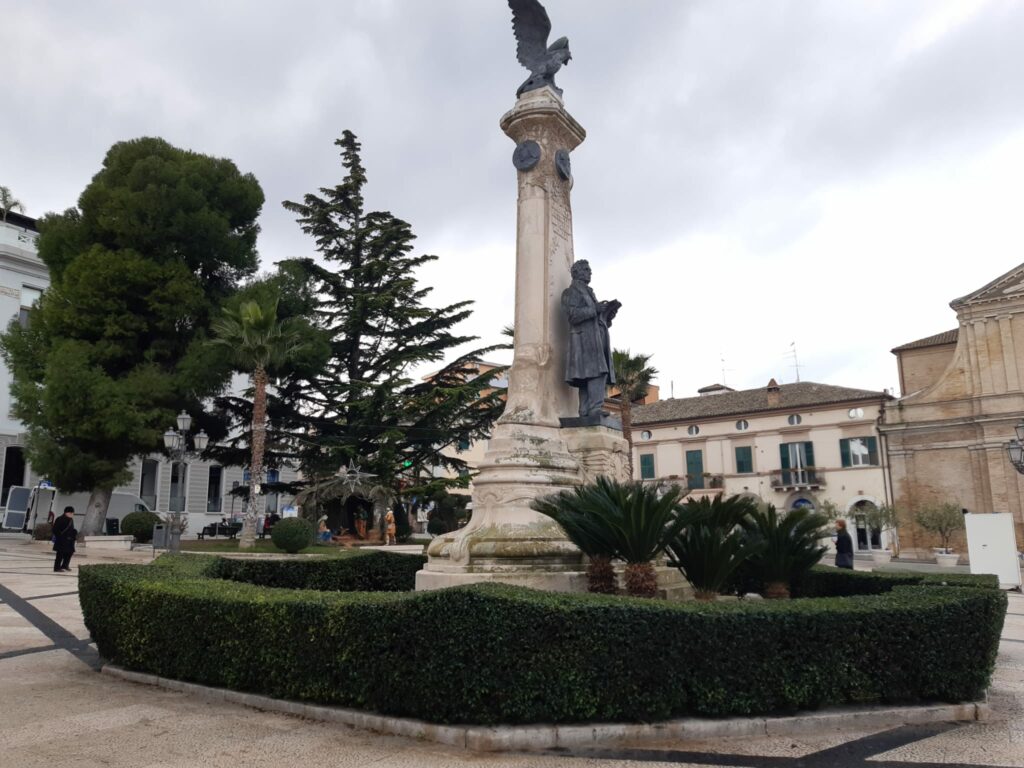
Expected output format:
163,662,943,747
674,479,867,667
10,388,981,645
176,410,192,433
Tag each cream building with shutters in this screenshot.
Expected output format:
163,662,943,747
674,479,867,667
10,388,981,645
632,380,896,554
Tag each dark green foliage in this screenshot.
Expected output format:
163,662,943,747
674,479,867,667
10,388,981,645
393,505,411,543
33,522,53,541
0,138,263,531
270,517,315,553
210,550,425,592
534,477,686,564
669,495,762,599
793,565,1001,597
79,556,1006,725
277,131,509,492
741,505,829,596
120,511,162,543
426,516,449,536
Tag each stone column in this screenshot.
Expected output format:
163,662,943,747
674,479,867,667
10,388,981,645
416,87,592,592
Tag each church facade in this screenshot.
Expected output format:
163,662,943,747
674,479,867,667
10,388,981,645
880,263,1024,558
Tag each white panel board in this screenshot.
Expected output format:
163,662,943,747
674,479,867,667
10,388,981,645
965,513,1022,588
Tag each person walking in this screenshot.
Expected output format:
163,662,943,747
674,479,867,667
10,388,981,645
834,519,854,570
52,506,77,572
384,509,396,546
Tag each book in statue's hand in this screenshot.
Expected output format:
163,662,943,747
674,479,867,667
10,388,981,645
603,299,622,324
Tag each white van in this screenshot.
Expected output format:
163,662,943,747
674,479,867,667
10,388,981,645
5,485,151,532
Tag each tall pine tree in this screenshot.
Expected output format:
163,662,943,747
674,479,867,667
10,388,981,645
279,131,507,512
0,138,263,535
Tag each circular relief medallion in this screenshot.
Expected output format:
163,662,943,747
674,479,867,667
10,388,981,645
555,149,572,181
512,140,541,172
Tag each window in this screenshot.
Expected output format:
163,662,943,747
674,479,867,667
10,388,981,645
639,453,655,480
264,469,280,514
686,450,704,489
787,414,802,426
207,465,223,513
735,446,754,474
139,458,158,509
840,437,879,467
640,430,652,441
687,425,700,436
169,461,188,512
848,407,864,419
779,441,815,485
18,286,42,328
457,438,470,452
735,419,749,431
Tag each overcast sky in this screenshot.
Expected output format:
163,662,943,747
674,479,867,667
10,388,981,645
3,0,1023,398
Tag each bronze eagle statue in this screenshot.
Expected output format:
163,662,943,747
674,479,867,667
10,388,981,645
509,0,572,97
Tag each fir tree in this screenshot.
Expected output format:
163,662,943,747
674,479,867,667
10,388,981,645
279,131,507,510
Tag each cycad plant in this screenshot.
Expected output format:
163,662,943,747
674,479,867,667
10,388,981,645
535,477,687,598
669,495,762,601
532,485,621,594
741,504,829,599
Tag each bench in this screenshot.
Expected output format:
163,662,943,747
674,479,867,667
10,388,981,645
197,522,242,540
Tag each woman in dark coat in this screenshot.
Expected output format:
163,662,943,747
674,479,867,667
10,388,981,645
52,506,77,572
834,519,854,569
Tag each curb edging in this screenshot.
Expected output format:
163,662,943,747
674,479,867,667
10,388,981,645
101,665,989,752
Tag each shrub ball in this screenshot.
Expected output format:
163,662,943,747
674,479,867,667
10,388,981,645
120,511,162,543
271,517,315,553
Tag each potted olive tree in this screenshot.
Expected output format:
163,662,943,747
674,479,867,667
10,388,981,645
860,502,900,564
913,502,964,567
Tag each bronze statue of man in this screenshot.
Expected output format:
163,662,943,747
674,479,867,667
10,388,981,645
562,260,621,419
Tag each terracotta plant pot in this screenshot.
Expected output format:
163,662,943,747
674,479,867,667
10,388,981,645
762,581,790,599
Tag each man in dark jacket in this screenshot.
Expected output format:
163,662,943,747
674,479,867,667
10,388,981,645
834,519,854,569
561,260,620,418
52,506,77,572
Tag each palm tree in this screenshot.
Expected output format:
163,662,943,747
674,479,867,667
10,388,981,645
612,350,658,478
0,186,25,222
211,298,307,549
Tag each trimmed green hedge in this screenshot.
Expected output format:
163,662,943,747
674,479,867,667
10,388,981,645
209,550,426,592
78,555,1006,725
792,566,1000,597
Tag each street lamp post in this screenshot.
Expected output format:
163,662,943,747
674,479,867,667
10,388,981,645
1005,420,1024,476
161,410,209,551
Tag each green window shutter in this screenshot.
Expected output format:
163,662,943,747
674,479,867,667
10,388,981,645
779,443,791,470
639,454,655,480
735,446,753,474
840,439,851,468
804,442,815,467
866,436,878,465
686,450,704,489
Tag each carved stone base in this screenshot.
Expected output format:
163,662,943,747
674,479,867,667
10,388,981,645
562,424,630,484
416,422,585,591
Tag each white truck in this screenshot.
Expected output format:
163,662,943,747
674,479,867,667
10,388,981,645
2,485,152,532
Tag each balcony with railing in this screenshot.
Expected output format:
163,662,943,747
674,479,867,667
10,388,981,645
770,469,826,490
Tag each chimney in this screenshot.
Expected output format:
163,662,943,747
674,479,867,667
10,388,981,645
766,378,781,407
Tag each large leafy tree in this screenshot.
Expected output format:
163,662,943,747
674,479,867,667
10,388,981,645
612,349,658,478
279,131,506,510
0,138,263,535
210,293,316,549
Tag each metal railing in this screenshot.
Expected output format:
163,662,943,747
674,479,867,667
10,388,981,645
770,470,826,489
